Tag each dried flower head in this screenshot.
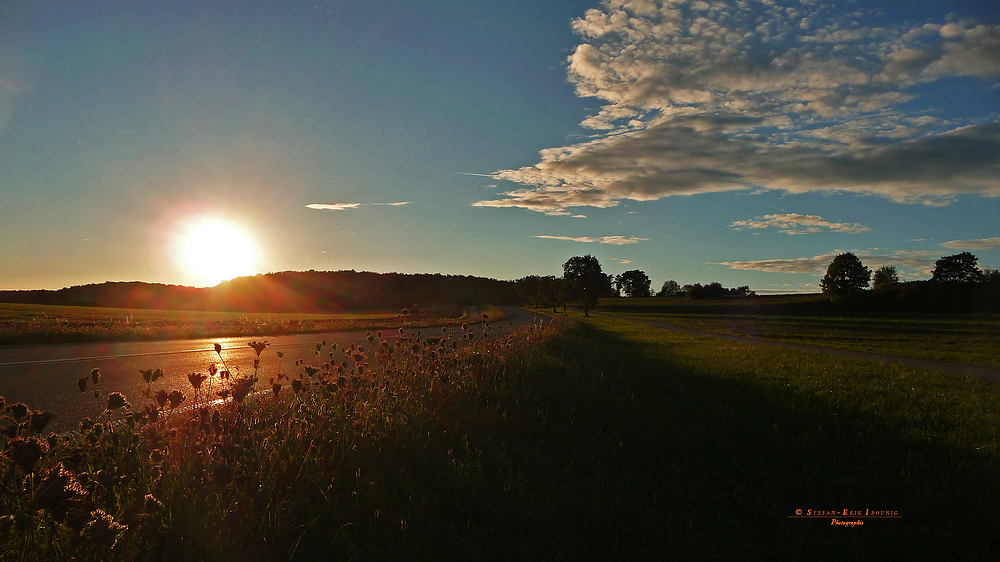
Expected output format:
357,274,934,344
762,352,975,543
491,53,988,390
187,373,208,390
84,509,127,549
7,402,29,421
154,389,169,409
28,410,54,434
214,342,223,355
248,341,269,357
78,377,88,393
10,437,46,472
166,391,185,409
106,393,128,412
90,368,101,385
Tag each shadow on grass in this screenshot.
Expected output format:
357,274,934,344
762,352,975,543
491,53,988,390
281,319,999,560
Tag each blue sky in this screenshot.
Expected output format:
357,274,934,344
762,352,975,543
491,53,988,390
1,0,997,292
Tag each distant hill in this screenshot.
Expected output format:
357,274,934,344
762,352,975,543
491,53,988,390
0,271,520,312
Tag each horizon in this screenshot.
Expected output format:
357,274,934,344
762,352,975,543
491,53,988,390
1,0,998,293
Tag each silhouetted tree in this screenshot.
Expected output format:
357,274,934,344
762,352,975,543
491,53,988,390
820,253,871,297
563,255,613,317
657,280,682,297
614,269,652,298
538,275,560,312
515,275,543,307
932,252,983,283
549,277,569,311
872,265,899,289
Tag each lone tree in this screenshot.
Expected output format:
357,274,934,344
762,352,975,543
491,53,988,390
932,252,983,283
614,269,652,298
820,252,871,297
657,279,682,297
563,254,613,317
872,265,899,289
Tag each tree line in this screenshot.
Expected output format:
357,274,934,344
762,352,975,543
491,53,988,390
515,255,757,317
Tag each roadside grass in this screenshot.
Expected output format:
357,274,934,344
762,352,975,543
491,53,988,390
2,311,998,560
0,303,463,346
568,313,1000,558
607,311,1000,368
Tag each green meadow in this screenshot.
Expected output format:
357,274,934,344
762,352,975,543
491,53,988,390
599,296,1000,368
2,311,998,559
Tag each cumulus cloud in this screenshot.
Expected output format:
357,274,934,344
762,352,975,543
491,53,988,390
941,236,1000,250
476,1,1000,214
533,235,648,245
307,202,410,211
732,213,870,234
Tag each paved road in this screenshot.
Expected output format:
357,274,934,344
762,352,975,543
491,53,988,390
601,313,1000,384
0,306,552,431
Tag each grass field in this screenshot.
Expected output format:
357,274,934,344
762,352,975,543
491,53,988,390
2,312,997,559
0,302,476,346
598,296,1000,368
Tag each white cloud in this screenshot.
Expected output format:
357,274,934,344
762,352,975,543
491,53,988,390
941,236,1000,250
720,249,940,275
306,203,361,211
533,235,648,245
731,213,870,234
475,1,1000,214
307,202,410,211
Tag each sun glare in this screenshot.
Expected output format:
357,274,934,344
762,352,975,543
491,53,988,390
179,220,258,285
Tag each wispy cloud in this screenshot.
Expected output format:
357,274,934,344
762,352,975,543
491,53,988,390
731,213,870,235
475,1,1000,214
941,236,1000,250
307,202,411,211
721,249,940,275
533,235,648,245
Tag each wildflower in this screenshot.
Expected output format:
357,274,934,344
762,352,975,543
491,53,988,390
78,377,88,392
10,437,45,472
84,509,127,549
208,363,218,377
28,462,87,513
90,368,101,385
214,342,222,355
187,372,208,389
272,382,282,396
248,340,269,357
167,391,185,409
28,410,54,434
276,351,284,359
154,389,169,409
232,378,254,403
292,379,303,394
143,493,164,514
93,390,100,399
304,366,319,378
106,393,128,412
211,410,222,434
6,402,28,421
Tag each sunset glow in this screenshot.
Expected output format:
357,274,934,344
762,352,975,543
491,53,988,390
180,220,257,286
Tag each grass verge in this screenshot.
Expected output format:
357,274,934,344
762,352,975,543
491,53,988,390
2,312,998,560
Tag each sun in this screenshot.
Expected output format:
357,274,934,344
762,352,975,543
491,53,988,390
179,219,258,285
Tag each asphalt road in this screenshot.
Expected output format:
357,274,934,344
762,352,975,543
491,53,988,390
0,306,554,432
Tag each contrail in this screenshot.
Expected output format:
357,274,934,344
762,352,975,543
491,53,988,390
454,172,496,178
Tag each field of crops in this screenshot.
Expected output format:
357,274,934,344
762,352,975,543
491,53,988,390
599,295,1000,368
0,302,468,345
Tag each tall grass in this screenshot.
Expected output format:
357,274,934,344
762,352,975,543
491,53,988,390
3,311,998,560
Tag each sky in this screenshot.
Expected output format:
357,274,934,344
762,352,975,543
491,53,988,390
1,0,998,293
